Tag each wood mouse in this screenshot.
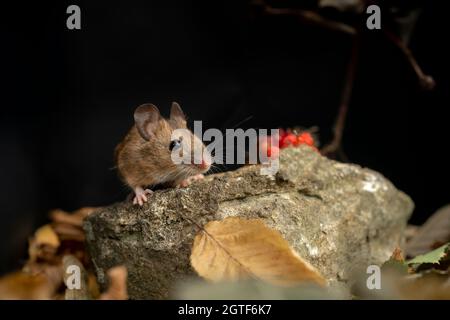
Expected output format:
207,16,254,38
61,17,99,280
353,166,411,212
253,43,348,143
115,102,212,206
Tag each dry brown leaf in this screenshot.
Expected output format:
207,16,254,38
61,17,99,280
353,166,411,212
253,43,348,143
51,209,84,227
50,207,97,227
49,207,99,242
399,271,450,300
390,247,405,262
63,255,91,300
0,270,61,300
190,217,326,287
28,224,60,263
73,206,98,218
1,207,100,300
405,205,450,258
33,224,60,248
22,262,63,284
52,223,85,241
99,266,128,300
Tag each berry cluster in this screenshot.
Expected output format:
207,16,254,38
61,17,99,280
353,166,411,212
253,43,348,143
279,129,316,149
259,129,318,159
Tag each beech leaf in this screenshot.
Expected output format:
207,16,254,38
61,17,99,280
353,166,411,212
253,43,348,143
0,270,60,300
28,224,60,263
190,217,326,286
33,224,60,248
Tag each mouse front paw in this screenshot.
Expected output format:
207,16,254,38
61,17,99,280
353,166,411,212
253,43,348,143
178,174,205,188
133,187,153,206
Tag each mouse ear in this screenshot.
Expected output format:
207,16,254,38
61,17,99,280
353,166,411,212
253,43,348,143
170,102,187,128
134,103,161,141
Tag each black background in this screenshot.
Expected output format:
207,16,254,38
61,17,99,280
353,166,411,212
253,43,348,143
1,1,449,274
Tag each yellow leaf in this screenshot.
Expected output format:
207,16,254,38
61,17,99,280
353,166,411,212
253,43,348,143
190,217,326,286
28,224,61,263
34,224,60,248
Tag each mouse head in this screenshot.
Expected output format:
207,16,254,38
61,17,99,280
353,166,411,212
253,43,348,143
134,102,212,176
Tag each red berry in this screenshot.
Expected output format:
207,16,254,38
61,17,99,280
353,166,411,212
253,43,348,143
280,133,297,148
297,132,314,146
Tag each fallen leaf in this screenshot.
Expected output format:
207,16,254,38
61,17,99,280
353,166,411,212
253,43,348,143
63,255,91,300
353,266,450,300
190,217,326,286
0,270,60,300
405,205,450,258
399,270,450,300
174,279,345,300
33,224,60,248
99,266,128,300
391,247,404,262
381,247,408,275
50,207,97,228
2,206,100,300
28,225,60,263
52,223,85,241
22,262,63,283
407,243,450,266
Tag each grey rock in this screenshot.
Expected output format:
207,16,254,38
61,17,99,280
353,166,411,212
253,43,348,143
84,146,414,299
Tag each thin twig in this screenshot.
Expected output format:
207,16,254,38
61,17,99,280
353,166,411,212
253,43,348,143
256,0,357,159
255,0,434,157
384,30,435,90
256,1,356,35
321,36,359,157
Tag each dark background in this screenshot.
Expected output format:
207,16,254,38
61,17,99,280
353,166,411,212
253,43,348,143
1,0,449,274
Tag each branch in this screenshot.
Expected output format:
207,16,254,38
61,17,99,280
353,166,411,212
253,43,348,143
321,36,359,157
384,30,435,90
254,1,434,158
255,0,356,35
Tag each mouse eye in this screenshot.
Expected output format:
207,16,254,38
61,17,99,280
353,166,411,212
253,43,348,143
169,139,182,151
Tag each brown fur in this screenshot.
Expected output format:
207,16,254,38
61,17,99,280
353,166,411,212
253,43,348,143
115,108,210,191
